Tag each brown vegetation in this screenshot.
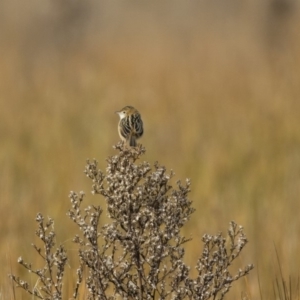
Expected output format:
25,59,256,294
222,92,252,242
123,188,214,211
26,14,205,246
2,0,300,298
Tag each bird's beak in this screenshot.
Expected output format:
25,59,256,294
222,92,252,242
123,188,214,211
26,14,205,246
115,111,119,115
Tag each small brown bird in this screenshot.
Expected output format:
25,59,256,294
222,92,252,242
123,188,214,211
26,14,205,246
115,106,144,147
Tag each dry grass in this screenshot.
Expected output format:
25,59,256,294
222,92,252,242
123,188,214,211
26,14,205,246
1,0,300,298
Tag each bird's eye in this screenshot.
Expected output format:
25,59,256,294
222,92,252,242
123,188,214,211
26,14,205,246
123,111,125,113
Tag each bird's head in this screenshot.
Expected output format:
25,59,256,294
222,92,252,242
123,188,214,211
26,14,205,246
115,106,136,119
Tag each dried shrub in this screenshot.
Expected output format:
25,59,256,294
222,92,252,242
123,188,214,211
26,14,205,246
11,143,253,299
10,214,67,299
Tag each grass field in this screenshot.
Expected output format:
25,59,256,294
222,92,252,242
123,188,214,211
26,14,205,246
1,1,300,299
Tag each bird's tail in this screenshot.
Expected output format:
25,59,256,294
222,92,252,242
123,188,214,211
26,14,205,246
129,135,136,147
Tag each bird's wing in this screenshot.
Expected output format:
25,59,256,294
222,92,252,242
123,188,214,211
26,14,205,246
132,114,143,136
119,118,132,139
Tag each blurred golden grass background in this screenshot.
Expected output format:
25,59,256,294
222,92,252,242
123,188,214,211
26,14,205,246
1,0,300,298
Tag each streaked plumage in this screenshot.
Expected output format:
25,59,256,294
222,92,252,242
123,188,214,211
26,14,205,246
115,106,144,147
